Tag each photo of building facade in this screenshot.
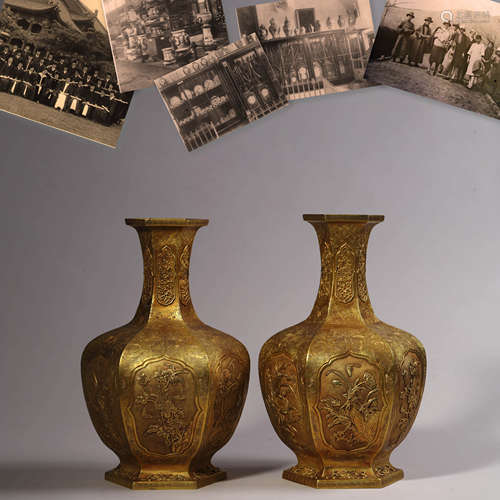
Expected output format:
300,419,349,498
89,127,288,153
237,0,376,100
102,0,229,92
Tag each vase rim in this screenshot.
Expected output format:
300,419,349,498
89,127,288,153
125,218,209,228
303,214,385,223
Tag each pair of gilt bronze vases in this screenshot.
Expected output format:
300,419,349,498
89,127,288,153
81,215,426,490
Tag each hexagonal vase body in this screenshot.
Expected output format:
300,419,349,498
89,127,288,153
259,215,426,488
81,219,250,489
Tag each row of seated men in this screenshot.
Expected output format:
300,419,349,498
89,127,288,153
0,43,132,126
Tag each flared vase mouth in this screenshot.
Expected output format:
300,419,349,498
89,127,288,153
125,218,209,228
303,214,385,223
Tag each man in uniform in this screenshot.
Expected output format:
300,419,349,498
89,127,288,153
0,55,15,92
21,65,40,100
392,12,415,64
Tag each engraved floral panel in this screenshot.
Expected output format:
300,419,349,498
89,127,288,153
316,355,385,451
156,245,176,306
357,229,369,302
389,350,423,446
82,354,126,455
207,354,248,449
178,244,191,306
334,243,355,303
262,353,305,448
128,357,200,455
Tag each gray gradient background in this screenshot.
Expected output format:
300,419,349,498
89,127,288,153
0,1,499,499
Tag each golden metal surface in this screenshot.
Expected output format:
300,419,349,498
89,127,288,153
81,218,250,489
259,214,426,488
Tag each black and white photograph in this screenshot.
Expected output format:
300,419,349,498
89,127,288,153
0,0,133,147
102,0,229,93
236,0,376,100
366,0,500,120
155,33,287,151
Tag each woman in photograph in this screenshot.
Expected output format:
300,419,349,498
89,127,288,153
466,34,486,89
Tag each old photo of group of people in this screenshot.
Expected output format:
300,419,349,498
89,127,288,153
366,0,500,121
0,0,133,147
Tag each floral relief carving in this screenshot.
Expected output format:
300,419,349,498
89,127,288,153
334,243,355,303
391,351,422,445
286,465,318,478
286,465,368,480
206,354,247,449
323,469,368,480
137,230,154,308
375,464,398,477
130,358,199,455
357,230,369,302
83,356,125,455
156,245,176,306
213,355,246,427
178,244,191,306
317,357,383,451
262,353,303,447
313,236,334,319
141,473,189,481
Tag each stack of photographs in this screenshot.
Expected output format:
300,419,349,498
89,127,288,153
0,0,133,147
236,0,376,100
155,33,288,151
102,0,231,92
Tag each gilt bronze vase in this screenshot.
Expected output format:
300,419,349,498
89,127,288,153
81,218,250,489
259,215,426,488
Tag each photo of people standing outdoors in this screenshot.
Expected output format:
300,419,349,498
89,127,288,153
366,0,500,121
0,0,133,147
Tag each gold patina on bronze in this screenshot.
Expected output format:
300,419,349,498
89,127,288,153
81,218,250,489
259,214,426,488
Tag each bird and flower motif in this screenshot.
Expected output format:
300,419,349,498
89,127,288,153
317,357,383,451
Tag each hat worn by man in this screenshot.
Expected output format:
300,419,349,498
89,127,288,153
407,12,415,18
443,20,451,26
425,17,433,23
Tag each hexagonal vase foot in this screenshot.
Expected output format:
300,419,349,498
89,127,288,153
105,466,227,490
283,463,403,489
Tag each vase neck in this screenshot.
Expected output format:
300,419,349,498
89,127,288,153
306,216,382,326
127,220,207,324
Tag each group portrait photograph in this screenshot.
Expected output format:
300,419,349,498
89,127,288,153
0,0,133,147
366,0,500,121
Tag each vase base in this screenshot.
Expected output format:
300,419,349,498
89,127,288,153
282,464,404,489
105,467,227,490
